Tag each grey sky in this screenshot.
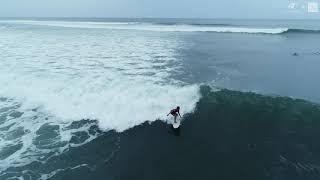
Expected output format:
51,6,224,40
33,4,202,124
1,0,319,19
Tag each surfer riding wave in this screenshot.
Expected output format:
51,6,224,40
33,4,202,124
167,106,182,123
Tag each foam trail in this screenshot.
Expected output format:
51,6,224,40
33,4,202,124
0,20,288,34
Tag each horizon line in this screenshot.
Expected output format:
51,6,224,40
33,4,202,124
0,16,320,20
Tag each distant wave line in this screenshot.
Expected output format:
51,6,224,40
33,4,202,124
2,20,320,34
0,20,288,34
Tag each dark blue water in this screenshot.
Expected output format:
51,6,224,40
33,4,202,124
177,30,320,102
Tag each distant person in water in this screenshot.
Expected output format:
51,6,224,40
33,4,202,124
167,106,182,123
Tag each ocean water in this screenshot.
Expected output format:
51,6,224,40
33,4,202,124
1,18,320,180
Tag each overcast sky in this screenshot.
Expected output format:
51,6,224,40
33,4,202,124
1,0,319,19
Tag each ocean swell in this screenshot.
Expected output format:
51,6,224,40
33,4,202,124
0,20,289,34
285,28,320,34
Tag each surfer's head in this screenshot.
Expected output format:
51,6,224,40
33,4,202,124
177,106,180,110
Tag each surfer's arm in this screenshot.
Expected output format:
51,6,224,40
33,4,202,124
178,112,182,117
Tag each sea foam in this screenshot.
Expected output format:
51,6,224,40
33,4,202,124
0,21,200,131
0,23,200,173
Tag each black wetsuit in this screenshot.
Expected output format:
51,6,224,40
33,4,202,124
170,109,179,116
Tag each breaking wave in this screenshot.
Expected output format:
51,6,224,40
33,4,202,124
0,24,200,175
0,20,289,34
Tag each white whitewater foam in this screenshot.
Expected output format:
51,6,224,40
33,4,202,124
0,100,92,171
0,25,200,131
0,20,289,34
0,22,200,173
0,74,199,132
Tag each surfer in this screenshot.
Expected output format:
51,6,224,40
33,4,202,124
167,106,181,123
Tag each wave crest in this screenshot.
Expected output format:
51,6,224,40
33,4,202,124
0,20,289,34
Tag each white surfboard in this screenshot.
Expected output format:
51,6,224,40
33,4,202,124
172,117,181,129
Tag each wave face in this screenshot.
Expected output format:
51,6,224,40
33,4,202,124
0,20,289,34
0,22,200,175
286,28,320,34
3,86,320,179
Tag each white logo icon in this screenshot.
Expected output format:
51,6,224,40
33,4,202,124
308,2,319,12
288,2,296,9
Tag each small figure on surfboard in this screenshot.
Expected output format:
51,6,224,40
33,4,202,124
167,106,182,129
